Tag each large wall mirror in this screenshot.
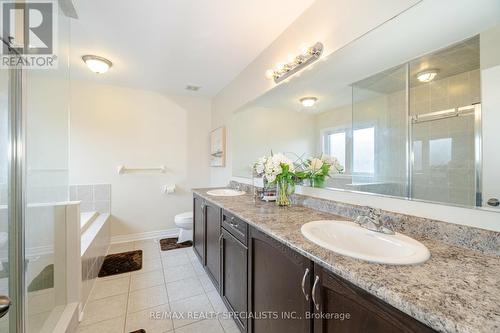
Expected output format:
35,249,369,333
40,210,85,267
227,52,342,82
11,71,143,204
232,1,500,211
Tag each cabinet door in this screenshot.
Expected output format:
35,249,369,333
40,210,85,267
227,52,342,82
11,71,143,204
248,227,313,333
193,195,205,264
221,228,248,332
313,265,436,333
205,202,221,288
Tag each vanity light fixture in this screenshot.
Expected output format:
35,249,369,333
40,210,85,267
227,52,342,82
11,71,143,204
416,69,439,83
300,97,317,108
266,42,323,84
82,55,113,74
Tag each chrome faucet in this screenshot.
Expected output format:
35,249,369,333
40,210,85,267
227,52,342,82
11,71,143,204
355,208,395,235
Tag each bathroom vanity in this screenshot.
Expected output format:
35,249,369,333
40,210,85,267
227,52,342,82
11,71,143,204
192,189,499,333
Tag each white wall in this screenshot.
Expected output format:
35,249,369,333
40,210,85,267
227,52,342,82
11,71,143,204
232,106,316,177
69,80,211,237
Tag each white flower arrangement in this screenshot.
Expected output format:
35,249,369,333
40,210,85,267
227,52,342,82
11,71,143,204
253,153,295,183
296,154,344,187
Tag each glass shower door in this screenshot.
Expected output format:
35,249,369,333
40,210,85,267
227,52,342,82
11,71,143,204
410,105,480,206
0,48,22,333
0,2,71,331
408,38,481,207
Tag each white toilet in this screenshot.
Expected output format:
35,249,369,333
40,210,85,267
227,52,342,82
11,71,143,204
175,212,193,243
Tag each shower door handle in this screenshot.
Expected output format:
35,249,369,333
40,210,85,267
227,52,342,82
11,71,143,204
0,295,11,318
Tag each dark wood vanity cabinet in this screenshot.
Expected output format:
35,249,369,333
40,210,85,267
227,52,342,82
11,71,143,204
193,194,436,333
220,227,248,332
248,226,313,333
193,195,205,263
205,201,222,288
193,195,222,288
312,265,436,333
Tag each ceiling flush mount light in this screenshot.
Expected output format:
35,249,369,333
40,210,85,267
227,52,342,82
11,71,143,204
300,97,317,108
266,42,323,84
416,69,439,83
82,55,113,74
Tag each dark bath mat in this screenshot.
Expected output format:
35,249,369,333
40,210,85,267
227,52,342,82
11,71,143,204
159,237,192,251
28,264,54,292
98,250,142,278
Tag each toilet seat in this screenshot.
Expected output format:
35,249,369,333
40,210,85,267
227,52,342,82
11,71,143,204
174,212,193,243
175,212,193,229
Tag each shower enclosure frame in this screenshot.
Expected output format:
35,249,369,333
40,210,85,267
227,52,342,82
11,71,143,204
2,36,26,333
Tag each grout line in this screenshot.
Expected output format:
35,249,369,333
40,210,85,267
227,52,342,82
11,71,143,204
158,238,177,331
78,314,125,329
122,244,133,333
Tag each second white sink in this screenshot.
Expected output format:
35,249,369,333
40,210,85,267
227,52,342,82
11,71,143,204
301,220,430,265
206,189,246,196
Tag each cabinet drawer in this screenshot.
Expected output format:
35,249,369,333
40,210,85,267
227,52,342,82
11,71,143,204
222,210,247,245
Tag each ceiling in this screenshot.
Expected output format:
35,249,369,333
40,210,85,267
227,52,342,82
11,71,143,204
69,0,315,97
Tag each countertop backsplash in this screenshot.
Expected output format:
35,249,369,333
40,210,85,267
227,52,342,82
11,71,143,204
229,181,499,256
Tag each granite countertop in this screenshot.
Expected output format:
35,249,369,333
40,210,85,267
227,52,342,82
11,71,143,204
193,188,500,333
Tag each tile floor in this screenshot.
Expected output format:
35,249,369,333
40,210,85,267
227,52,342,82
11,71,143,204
76,239,240,333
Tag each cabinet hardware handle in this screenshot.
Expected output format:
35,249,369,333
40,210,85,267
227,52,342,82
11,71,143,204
301,268,310,301
312,275,320,311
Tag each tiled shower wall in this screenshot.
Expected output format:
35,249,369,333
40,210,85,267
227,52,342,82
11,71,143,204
70,184,111,213
410,69,479,206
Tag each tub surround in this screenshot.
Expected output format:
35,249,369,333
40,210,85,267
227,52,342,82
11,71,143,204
70,184,111,214
80,213,110,319
193,187,500,333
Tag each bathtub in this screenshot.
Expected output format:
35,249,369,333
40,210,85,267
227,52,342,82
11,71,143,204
81,211,110,255
80,210,110,320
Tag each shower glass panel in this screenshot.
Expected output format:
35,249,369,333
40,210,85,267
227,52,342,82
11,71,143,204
409,36,480,206
0,59,11,333
351,64,408,197
0,3,71,331
24,10,71,333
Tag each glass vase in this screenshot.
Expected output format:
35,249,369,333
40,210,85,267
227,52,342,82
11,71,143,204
309,177,325,188
276,178,294,206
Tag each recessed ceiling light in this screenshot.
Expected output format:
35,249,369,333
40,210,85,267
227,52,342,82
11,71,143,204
82,55,112,74
416,69,439,83
300,97,317,107
186,85,201,91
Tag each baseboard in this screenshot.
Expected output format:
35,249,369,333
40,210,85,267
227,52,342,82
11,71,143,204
110,228,179,244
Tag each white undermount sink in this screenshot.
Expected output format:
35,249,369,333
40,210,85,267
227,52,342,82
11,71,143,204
301,220,430,265
206,189,246,196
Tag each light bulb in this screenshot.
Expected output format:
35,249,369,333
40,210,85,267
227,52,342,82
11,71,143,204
82,55,112,74
416,69,438,83
265,69,275,79
300,97,317,107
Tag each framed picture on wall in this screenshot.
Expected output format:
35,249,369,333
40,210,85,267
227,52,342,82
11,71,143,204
210,126,226,167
